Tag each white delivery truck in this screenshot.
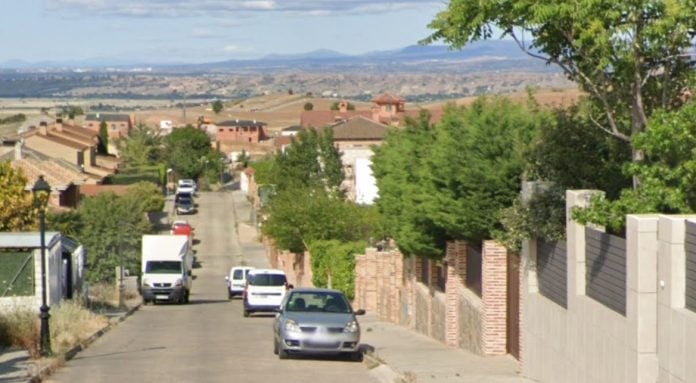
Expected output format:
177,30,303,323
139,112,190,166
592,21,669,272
140,235,194,304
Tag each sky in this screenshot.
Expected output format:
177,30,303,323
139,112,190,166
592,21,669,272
0,0,447,64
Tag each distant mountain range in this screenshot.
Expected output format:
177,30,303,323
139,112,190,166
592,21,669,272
0,40,540,73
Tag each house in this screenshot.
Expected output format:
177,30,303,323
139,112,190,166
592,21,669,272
79,184,132,198
21,121,114,181
216,119,268,143
316,116,389,204
11,157,89,209
84,113,133,140
0,232,85,311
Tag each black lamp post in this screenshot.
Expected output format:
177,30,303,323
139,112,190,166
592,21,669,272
32,175,52,357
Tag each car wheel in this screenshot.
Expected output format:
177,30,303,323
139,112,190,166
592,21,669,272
184,290,190,304
273,338,279,355
228,291,233,300
349,351,363,362
278,344,289,359
243,308,250,317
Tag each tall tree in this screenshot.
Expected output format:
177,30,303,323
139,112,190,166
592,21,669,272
0,162,37,231
117,123,162,168
372,110,447,257
424,0,696,183
163,125,214,179
212,100,223,115
98,120,109,154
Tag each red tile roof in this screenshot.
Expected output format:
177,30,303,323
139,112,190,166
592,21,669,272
12,158,89,191
300,110,372,128
372,93,406,104
320,116,389,141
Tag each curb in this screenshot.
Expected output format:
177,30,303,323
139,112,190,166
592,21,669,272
363,351,408,383
28,303,142,383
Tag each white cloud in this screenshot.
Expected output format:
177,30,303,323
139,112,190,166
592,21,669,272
47,0,440,17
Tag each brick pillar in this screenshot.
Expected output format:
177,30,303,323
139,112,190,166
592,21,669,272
414,255,424,283
482,240,508,356
364,248,378,313
445,241,461,347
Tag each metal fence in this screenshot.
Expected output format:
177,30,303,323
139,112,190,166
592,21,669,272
536,239,567,308
0,251,35,297
585,228,626,316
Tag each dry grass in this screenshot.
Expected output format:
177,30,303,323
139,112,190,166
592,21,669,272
0,308,40,358
50,300,108,355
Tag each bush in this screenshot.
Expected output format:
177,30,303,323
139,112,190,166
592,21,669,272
309,240,364,300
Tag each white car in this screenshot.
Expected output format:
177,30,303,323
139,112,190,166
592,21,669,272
243,269,291,317
225,266,254,299
177,179,197,194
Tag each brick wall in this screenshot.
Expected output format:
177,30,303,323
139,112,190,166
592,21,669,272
353,240,512,357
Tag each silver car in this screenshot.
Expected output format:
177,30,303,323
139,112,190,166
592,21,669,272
273,288,365,360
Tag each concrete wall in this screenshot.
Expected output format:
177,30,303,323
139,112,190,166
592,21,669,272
521,190,660,383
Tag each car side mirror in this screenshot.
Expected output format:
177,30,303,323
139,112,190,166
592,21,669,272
354,309,366,316
285,283,294,290
225,276,229,281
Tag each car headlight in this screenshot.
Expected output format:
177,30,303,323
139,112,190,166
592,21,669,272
344,320,359,333
174,278,183,287
284,319,301,334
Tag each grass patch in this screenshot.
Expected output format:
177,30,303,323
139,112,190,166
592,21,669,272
0,308,40,358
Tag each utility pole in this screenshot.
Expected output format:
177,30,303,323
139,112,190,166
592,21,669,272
182,92,187,124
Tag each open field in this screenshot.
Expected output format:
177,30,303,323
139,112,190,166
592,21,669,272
0,87,582,139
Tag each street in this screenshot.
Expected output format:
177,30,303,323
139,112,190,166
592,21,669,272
44,190,377,383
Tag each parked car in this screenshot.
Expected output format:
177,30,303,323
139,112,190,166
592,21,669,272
175,192,195,215
170,220,194,246
177,179,197,195
273,288,365,360
243,269,290,317
225,266,255,299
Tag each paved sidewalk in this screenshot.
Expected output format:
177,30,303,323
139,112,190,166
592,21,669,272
0,348,32,383
361,314,535,383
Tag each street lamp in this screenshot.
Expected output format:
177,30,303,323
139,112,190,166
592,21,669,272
32,175,52,357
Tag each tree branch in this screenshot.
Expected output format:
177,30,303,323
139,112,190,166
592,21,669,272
589,114,630,142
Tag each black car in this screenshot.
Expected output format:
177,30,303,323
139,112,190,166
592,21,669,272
175,192,195,215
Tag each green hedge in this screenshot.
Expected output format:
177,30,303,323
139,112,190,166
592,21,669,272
309,240,364,300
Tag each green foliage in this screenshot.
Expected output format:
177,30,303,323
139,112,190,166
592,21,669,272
0,162,37,231
303,102,314,111
98,121,109,154
117,123,162,168
494,185,566,252
526,103,632,199
250,157,278,185
424,0,696,149
372,110,446,258
163,125,215,179
212,100,223,114
75,189,155,283
60,106,83,119
47,210,83,237
309,240,363,299
262,186,371,253
0,114,26,125
122,182,165,213
573,101,696,233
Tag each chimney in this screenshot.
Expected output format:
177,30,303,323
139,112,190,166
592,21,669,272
339,100,348,113
39,121,48,136
14,139,23,160
55,118,63,132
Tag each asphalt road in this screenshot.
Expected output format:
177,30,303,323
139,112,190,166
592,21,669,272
44,190,376,383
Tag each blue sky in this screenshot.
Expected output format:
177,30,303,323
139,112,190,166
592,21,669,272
1,0,446,64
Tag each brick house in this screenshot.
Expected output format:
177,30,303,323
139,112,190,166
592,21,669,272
84,113,133,140
216,119,268,144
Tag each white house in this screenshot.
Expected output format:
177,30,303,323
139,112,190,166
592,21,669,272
354,157,378,205
0,232,84,311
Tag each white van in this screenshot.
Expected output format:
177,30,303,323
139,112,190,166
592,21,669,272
140,235,193,304
225,266,254,299
243,269,290,317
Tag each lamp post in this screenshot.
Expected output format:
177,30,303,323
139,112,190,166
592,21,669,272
32,175,52,357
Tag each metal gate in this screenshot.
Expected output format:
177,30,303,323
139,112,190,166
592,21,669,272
0,251,35,297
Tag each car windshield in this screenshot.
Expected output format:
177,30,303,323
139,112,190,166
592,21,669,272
176,194,192,202
233,269,244,279
285,291,352,313
145,261,182,274
248,273,286,286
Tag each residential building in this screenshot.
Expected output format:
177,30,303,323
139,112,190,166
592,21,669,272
84,113,133,140
216,119,268,143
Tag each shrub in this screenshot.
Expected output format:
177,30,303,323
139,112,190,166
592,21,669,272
50,300,108,354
